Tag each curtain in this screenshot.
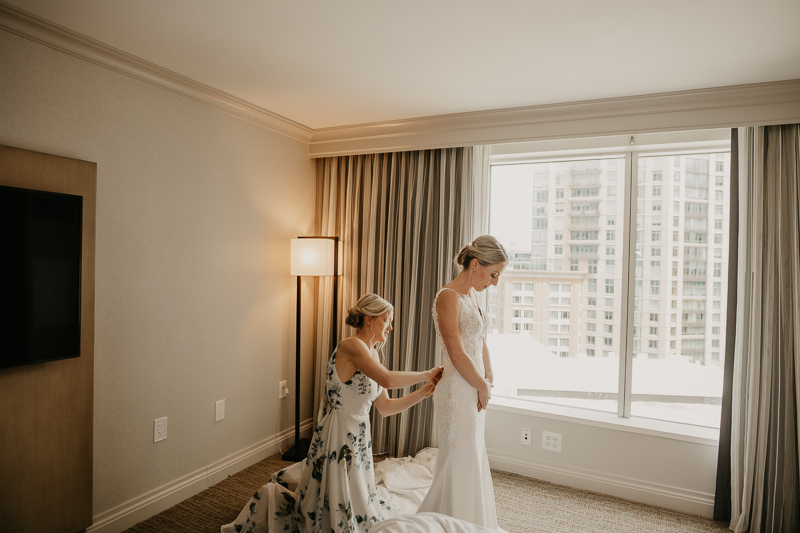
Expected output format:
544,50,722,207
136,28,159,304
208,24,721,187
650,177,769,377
312,147,488,457
730,125,800,532
714,128,739,522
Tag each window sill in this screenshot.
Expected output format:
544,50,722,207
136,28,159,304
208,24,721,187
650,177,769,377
488,396,720,446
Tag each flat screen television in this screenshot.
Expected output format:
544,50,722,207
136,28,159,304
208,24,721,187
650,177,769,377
1,185,83,369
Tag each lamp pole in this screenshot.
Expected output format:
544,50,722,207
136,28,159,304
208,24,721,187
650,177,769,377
282,236,339,462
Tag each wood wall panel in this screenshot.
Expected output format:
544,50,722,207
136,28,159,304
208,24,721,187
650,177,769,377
0,145,96,533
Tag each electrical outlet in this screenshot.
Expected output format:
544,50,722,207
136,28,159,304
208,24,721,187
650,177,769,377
154,417,167,442
521,427,532,446
215,399,225,422
279,380,289,399
542,430,562,452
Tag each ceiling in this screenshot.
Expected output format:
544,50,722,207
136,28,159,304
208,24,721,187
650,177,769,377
6,0,800,130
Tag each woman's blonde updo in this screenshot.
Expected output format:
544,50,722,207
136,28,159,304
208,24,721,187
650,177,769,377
345,293,393,330
455,235,509,271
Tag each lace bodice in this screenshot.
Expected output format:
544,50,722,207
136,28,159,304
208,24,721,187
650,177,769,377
431,287,487,451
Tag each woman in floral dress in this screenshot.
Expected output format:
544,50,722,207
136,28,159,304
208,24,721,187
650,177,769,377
222,293,443,533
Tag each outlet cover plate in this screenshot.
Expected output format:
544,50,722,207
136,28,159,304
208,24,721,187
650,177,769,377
154,417,167,442
215,399,225,422
521,427,532,445
279,380,289,399
542,430,562,452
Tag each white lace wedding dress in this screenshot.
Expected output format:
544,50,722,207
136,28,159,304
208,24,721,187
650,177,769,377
415,287,499,528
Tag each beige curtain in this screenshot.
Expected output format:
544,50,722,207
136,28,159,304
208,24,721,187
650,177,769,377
730,125,800,532
311,147,487,457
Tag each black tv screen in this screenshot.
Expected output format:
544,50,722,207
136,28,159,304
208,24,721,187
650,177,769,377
1,185,83,369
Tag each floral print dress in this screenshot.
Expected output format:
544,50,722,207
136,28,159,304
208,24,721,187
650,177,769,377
222,344,399,533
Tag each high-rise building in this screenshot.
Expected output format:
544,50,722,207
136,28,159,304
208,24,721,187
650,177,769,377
488,153,730,366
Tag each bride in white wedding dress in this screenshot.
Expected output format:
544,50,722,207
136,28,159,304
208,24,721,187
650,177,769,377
415,236,509,529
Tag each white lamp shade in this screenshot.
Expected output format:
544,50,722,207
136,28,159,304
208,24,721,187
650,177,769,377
291,238,337,276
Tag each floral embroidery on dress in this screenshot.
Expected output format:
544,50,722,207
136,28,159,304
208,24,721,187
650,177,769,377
221,345,388,533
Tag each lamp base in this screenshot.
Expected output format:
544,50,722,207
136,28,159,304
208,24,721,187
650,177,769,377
281,438,311,462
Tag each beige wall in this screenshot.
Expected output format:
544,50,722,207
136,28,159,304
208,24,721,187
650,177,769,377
0,29,316,517
486,407,719,517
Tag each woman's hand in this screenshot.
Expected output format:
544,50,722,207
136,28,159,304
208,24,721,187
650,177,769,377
477,379,492,412
419,379,437,398
425,366,444,385
418,366,443,399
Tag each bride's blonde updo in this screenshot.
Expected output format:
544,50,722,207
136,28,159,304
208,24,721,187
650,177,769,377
345,293,393,329
455,235,509,271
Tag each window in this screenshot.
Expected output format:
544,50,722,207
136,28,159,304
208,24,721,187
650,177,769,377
650,280,660,296
489,147,729,429
525,283,534,291
651,261,661,276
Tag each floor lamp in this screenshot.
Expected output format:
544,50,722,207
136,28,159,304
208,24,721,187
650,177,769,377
283,236,339,461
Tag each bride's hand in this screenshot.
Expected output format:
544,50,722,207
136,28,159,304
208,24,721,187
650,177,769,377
477,379,492,412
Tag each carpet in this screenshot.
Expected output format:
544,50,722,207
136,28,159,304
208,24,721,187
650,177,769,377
122,453,728,532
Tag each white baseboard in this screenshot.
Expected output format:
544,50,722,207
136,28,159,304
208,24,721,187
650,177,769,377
88,420,314,533
487,449,715,518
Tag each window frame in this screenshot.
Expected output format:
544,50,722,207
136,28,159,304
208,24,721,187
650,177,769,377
487,130,731,426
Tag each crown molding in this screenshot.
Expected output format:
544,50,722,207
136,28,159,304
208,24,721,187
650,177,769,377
309,79,800,158
3,2,798,157
0,2,314,143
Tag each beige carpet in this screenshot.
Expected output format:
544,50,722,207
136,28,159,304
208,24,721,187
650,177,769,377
122,453,728,533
